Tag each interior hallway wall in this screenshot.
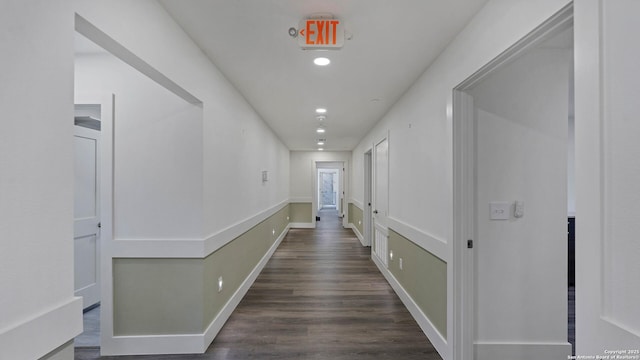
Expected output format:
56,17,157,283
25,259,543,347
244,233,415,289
74,0,291,355
290,151,351,224
0,1,82,359
350,0,572,358
74,0,290,240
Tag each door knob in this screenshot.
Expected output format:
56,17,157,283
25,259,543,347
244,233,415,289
373,210,378,214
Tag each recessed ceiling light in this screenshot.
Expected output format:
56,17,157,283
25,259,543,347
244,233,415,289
316,127,325,133
316,108,327,114
318,148,324,151
317,141,325,146
314,57,330,66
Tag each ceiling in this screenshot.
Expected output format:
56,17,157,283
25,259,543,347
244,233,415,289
155,1,489,150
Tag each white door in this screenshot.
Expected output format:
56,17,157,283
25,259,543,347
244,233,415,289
372,137,389,266
74,125,101,309
576,0,640,354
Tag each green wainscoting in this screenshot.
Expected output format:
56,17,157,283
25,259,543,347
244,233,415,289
289,202,312,224
388,229,447,338
112,205,290,335
348,203,364,236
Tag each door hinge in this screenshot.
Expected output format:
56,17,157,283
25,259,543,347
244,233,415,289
467,239,473,249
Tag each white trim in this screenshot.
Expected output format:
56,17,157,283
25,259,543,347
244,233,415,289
101,225,290,355
0,297,83,360
203,200,289,256
387,217,448,262
289,222,315,229
203,224,289,348
474,342,571,360
109,200,289,258
346,223,365,245
350,199,364,210
372,255,449,360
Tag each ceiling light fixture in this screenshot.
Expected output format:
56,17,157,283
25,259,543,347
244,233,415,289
316,108,327,114
318,148,324,151
316,127,325,133
314,57,331,66
317,141,325,146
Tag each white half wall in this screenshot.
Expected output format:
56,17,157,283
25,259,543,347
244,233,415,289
0,1,82,359
75,52,204,240
73,0,290,241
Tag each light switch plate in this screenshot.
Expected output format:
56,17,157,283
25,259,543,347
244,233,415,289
490,202,511,220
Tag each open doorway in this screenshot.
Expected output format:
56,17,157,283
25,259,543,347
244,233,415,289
314,161,345,227
452,6,574,359
318,168,339,211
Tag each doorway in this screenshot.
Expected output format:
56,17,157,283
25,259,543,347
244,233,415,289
314,162,345,227
452,6,574,360
73,104,102,348
318,169,339,211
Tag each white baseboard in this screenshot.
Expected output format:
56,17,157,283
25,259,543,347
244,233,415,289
475,342,571,360
289,222,315,228
103,226,291,355
347,223,365,245
0,297,83,360
372,255,450,360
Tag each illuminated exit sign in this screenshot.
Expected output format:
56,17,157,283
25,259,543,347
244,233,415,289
298,19,344,49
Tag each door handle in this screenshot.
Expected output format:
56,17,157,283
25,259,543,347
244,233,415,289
373,210,378,214
98,222,101,228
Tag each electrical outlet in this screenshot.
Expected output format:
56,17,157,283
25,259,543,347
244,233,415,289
287,216,290,220
272,229,275,235
399,258,403,270
358,220,361,225
218,276,224,293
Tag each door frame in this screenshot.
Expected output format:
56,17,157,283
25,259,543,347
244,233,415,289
313,161,346,228
363,149,373,247
99,93,115,351
73,113,102,309
451,5,573,360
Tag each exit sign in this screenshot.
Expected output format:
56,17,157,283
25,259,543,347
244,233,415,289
298,19,344,49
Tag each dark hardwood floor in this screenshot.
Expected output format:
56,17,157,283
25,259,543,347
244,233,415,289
76,209,441,360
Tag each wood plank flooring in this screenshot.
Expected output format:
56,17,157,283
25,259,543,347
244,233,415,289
75,209,441,360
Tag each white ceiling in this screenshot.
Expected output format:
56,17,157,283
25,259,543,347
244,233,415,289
155,1,488,150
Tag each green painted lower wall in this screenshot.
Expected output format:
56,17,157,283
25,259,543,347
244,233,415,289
388,229,447,338
203,205,289,327
112,204,290,335
348,203,364,236
289,202,312,223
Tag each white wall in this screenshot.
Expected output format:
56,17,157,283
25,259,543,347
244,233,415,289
75,52,203,239
0,1,82,359
470,47,571,358
290,151,351,202
73,0,290,241
350,0,572,358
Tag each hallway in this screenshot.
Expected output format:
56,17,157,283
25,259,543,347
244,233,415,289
75,209,441,360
